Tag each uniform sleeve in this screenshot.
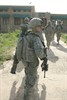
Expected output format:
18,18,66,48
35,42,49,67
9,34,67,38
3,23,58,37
33,36,46,59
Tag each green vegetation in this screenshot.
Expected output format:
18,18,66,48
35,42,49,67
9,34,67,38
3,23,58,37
0,31,67,66
0,30,20,65
61,33,67,44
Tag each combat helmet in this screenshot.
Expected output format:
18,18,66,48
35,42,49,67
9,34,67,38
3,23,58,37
20,23,28,32
24,17,29,24
28,18,42,30
58,20,61,24
52,20,55,23
47,20,51,25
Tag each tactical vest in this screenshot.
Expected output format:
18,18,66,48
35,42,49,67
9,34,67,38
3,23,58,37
17,31,46,62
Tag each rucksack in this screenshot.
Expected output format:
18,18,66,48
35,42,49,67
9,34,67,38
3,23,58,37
16,23,28,61
56,25,63,32
16,35,24,61
16,31,31,62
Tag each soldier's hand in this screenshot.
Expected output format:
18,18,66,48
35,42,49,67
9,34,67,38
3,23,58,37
41,60,48,71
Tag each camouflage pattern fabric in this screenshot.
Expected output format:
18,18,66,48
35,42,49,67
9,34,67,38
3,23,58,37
44,24,54,48
23,32,46,100
56,24,63,44
23,60,39,100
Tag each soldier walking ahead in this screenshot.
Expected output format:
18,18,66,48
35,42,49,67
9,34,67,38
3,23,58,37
44,20,54,49
22,18,48,100
55,20,63,45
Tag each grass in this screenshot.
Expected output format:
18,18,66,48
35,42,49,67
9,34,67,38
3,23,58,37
61,33,67,44
0,30,20,65
0,31,67,66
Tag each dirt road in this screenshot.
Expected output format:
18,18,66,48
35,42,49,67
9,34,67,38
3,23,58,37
0,37,67,100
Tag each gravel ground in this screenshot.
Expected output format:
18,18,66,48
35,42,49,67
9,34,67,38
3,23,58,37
0,37,67,100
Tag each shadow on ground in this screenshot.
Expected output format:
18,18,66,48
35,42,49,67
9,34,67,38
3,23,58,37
52,41,67,53
9,77,25,100
47,48,59,63
9,75,46,100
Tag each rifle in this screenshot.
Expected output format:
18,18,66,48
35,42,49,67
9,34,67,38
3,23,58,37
41,47,48,78
10,52,18,74
41,58,48,78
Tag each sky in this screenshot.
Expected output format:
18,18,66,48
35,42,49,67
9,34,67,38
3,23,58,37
0,0,67,14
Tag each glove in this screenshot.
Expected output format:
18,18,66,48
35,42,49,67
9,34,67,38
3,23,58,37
41,63,48,71
41,58,48,71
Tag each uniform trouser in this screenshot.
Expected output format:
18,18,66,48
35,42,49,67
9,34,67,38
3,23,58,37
46,37,52,48
56,32,61,43
23,59,39,100
45,33,54,48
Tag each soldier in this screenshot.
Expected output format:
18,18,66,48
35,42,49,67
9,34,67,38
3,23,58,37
52,20,56,33
44,20,54,49
10,17,29,74
55,20,63,45
52,20,56,37
22,18,48,100
24,17,29,23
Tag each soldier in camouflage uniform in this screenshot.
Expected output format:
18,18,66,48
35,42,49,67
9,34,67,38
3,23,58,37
52,20,56,38
10,17,29,74
44,20,54,49
52,20,56,32
23,18,48,100
55,20,63,45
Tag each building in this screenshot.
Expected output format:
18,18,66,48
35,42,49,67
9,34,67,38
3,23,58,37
35,12,51,26
0,5,67,32
0,5,35,32
51,14,67,32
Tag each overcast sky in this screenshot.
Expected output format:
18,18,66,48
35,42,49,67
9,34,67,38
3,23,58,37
0,0,67,14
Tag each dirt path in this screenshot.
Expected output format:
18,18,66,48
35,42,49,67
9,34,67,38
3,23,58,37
0,37,67,100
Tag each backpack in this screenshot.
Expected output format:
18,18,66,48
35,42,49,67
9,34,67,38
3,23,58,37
16,31,32,62
56,25,63,32
16,35,24,61
16,24,28,61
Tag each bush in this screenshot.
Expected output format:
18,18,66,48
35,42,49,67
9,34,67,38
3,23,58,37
61,33,67,44
0,30,20,66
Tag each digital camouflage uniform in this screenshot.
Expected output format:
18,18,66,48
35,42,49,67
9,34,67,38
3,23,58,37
52,20,56,33
56,20,63,44
52,20,56,38
23,18,47,100
44,20,54,49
